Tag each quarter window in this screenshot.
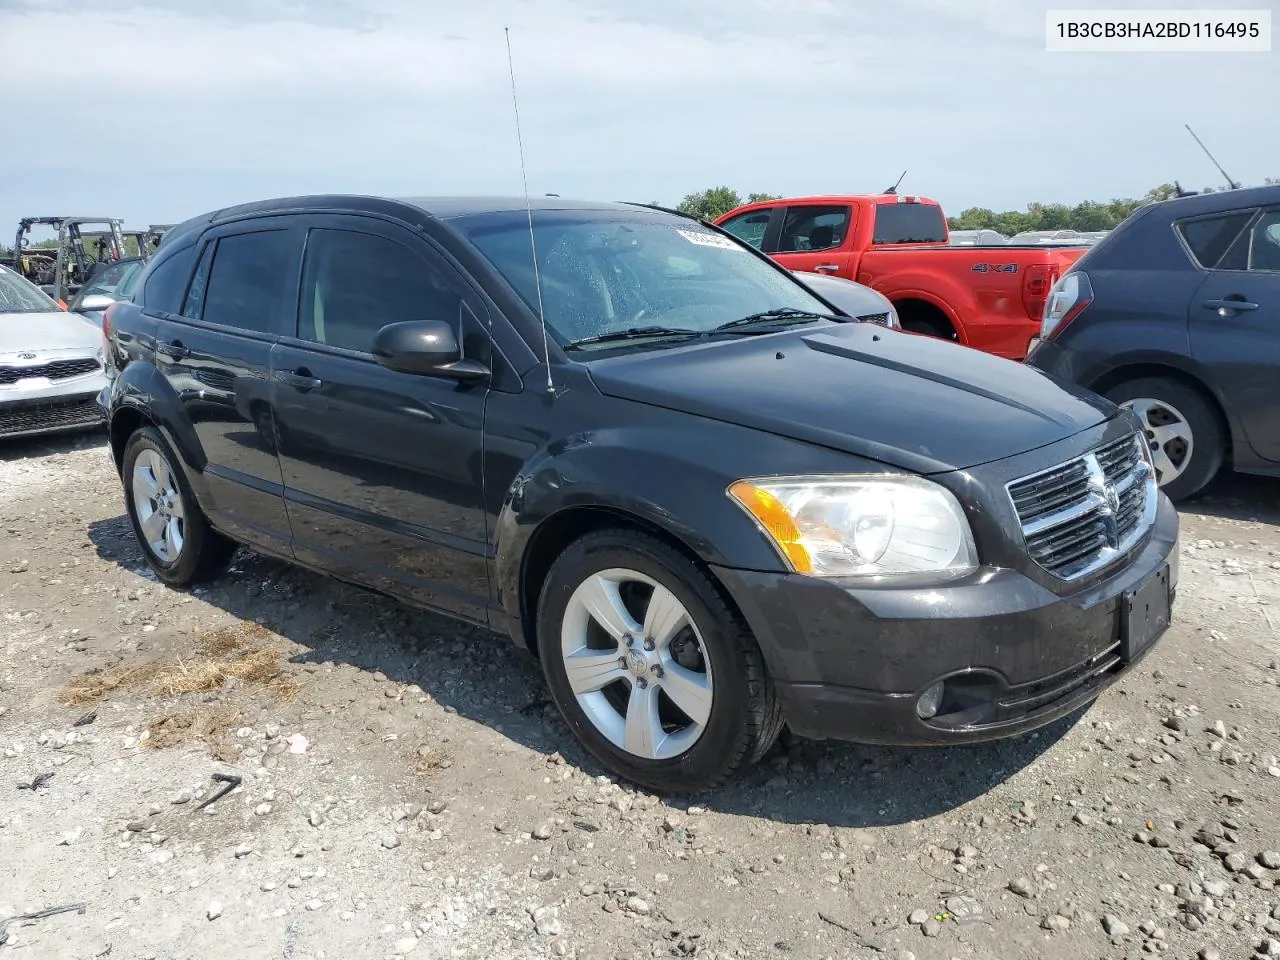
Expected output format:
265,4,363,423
200,230,295,333
777,206,850,253
297,228,462,354
1247,210,1280,272
1177,211,1254,269
139,243,197,314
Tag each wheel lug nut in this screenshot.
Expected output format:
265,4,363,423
625,636,634,648
636,678,648,689
651,665,664,678
643,639,655,651
618,657,628,668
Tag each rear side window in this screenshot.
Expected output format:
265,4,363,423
1176,211,1254,269
777,206,850,253
200,230,294,333
872,203,948,244
139,243,197,314
720,210,771,249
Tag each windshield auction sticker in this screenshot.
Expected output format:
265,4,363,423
677,229,744,250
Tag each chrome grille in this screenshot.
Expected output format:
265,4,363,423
1007,433,1157,581
0,358,101,385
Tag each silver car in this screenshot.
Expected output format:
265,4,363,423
791,270,901,329
0,264,108,440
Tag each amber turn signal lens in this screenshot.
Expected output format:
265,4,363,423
727,481,813,574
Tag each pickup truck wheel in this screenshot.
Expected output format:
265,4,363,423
537,529,782,793
1104,377,1224,501
122,426,238,586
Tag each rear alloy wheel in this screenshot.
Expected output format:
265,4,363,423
1105,377,1225,502
538,529,782,793
122,426,237,586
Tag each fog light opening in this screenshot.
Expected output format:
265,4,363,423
916,681,944,720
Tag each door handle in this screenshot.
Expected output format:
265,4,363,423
813,264,840,274
157,339,190,360
276,368,323,391
1203,297,1259,315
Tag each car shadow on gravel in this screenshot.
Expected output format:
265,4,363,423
1175,471,1280,525
88,511,1082,829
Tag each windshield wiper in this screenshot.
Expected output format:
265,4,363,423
563,325,703,349
711,308,845,333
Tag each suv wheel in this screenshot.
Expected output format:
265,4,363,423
122,426,237,586
1105,377,1225,501
537,529,782,793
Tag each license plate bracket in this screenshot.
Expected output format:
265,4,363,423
1121,564,1171,663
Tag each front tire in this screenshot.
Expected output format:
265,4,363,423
122,426,237,586
1104,377,1224,502
537,529,782,794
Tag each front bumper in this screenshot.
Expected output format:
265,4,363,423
712,493,1180,746
1,380,108,440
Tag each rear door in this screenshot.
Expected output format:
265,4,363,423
270,215,492,622
1187,206,1280,462
770,203,855,278
152,219,300,554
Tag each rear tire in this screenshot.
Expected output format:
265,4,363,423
1104,376,1225,502
537,529,782,793
122,426,237,586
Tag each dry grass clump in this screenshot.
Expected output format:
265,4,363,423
144,705,240,750
57,621,300,706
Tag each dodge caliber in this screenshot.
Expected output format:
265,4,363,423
98,195,1180,792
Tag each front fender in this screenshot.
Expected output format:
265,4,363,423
492,425,798,638
107,361,209,494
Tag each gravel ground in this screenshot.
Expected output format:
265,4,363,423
2,430,1279,960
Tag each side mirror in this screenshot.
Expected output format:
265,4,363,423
78,294,116,312
372,319,490,382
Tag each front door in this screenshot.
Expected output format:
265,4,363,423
1188,207,1280,462
153,220,299,554
769,203,855,278
270,215,492,622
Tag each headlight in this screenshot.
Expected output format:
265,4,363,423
727,475,978,582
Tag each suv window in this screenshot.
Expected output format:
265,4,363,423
777,206,850,253
297,228,462,354
872,203,949,244
1176,211,1254,269
719,210,771,249
1248,210,1280,272
140,243,198,314
200,229,295,333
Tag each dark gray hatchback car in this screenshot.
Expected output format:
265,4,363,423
99,194,1179,792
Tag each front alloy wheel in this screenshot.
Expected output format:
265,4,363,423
538,529,783,793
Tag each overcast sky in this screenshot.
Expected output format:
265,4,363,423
1,0,1275,236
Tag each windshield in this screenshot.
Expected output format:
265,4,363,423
0,266,59,314
455,210,833,349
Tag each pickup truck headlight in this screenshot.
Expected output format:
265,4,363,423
728,475,978,582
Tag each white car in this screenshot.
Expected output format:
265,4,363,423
790,270,900,329
0,264,108,440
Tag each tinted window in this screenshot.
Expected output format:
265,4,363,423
140,243,197,313
200,230,294,333
872,203,948,244
1177,211,1254,269
1248,210,1280,272
777,206,850,253
181,243,215,320
297,229,462,353
459,210,831,349
720,210,771,249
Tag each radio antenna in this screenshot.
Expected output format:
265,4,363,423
505,26,554,394
1185,124,1240,190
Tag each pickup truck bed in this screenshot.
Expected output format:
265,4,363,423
716,194,1088,360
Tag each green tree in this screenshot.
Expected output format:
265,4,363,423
675,187,777,220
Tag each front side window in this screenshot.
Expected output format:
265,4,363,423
458,210,832,349
200,230,294,333
78,259,144,301
297,229,462,353
777,206,850,253
719,210,771,249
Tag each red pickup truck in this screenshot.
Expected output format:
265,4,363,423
714,194,1088,360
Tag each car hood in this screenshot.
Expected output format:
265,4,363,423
0,311,102,358
586,322,1115,474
